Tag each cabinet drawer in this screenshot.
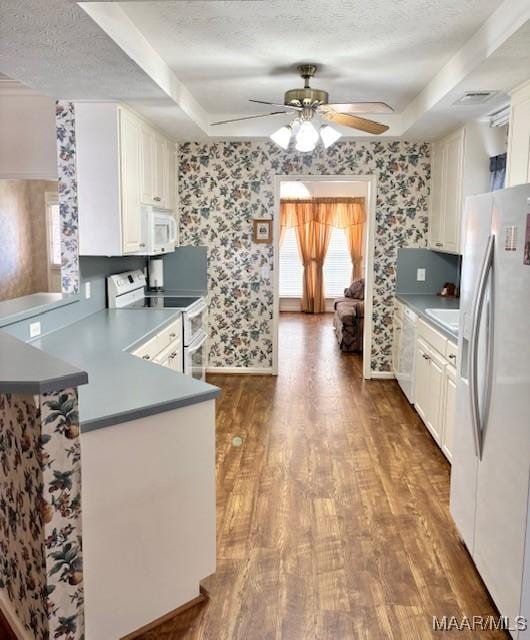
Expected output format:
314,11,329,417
157,317,182,351
445,340,457,366
132,335,159,361
154,338,182,366
418,319,447,356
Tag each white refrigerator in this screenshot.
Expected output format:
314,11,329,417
450,183,530,638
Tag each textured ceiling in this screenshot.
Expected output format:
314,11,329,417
1,0,527,141
0,0,205,138
120,0,502,115
0,0,162,99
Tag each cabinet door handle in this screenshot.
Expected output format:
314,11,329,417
153,196,161,202
142,354,151,360
448,354,456,361
169,333,176,339
422,354,430,360
139,242,146,248
435,242,443,247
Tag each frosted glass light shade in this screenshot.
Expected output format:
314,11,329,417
320,125,342,148
295,121,319,152
270,125,292,150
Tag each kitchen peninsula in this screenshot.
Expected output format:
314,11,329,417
0,296,219,640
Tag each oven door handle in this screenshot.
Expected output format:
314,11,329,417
186,300,208,320
187,331,207,353
169,217,178,245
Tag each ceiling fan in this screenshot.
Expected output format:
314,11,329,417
211,64,393,152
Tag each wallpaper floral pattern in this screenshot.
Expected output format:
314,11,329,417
0,389,83,640
56,101,80,295
179,141,430,371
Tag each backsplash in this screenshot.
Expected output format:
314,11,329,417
395,248,460,295
179,141,430,371
160,246,208,293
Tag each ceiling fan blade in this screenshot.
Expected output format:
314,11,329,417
321,110,389,135
322,102,394,114
211,111,290,126
249,99,302,111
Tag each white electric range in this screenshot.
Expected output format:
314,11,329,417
107,270,208,380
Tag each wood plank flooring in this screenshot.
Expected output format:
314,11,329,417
139,313,505,640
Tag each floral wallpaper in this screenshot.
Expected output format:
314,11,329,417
0,389,83,640
56,102,80,295
179,141,430,371
0,393,46,636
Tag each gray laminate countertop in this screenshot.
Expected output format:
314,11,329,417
31,309,220,432
0,330,88,394
0,292,79,328
395,294,460,342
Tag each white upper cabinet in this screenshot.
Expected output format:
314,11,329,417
506,80,530,187
75,102,176,256
429,123,499,255
140,127,175,209
120,109,143,254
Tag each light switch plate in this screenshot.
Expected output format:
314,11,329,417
85,281,91,299
29,321,41,338
416,268,426,282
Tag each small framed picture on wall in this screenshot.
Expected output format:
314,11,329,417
252,219,272,244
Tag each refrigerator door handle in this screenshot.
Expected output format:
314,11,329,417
469,234,495,459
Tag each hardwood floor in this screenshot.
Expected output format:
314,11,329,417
139,313,505,639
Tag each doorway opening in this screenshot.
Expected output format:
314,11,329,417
272,175,377,379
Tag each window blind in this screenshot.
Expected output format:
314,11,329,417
279,227,303,297
279,227,352,299
323,227,352,298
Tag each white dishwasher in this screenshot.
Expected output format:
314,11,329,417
396,305,418,403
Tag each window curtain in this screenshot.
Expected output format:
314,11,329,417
280,197,366,312
489,153,507,191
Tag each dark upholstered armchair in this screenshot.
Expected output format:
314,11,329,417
333,279,364,352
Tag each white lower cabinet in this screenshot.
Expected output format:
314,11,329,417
131,317,183,372
413,319,457,462
392,312,402,374
414,338,444,444
441,364,456,462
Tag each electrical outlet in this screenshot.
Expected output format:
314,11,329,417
29,321,41,338
417,268,426,282
85,281,91,299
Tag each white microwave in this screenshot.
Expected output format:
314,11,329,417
141,206,178,255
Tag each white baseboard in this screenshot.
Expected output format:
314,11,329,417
206,367,274,375
0,591,31,640
369,371,395,379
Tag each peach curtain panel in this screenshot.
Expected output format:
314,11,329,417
280,197,366,312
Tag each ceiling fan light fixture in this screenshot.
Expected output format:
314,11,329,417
295,120,319,152
270,124,292,150
320,125,342,149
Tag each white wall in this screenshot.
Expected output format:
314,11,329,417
280,179,369,198
0,79,57,180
